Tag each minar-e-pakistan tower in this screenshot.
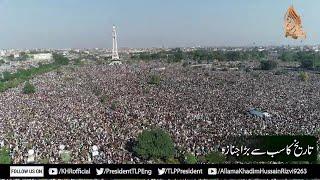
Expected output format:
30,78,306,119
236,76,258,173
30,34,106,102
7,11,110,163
112,25,120,60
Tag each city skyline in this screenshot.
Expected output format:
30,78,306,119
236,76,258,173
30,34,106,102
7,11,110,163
1,0,320,48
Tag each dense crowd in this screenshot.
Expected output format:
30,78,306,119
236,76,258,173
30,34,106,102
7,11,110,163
0,62,319,164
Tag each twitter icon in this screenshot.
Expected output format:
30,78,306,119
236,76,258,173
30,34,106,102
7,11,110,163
158,168,166,175
96,168,104,175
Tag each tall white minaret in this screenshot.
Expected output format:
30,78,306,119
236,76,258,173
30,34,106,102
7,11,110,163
112,25,120,60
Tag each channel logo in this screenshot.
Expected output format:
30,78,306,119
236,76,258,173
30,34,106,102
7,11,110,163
96,168,104,175
48,168,58,175
208,168,217,175
158,168,166,175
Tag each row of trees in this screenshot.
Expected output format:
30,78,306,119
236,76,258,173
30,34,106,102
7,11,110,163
131,49,268,63
131,49,184,63
260,60,278,70
132,49,320,71
280,51,320,70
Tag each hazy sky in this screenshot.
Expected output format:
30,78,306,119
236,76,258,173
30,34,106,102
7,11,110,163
0,0,320,48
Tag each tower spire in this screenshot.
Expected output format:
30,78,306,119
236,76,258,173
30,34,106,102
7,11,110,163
112,25,120,60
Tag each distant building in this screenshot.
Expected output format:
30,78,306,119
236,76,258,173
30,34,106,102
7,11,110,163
0,51,5,57
13,54,20,58
33,53,53,60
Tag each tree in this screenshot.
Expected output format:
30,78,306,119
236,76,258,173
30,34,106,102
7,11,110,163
299,72,309,82
300,59,314,70
166,157,180,164
74,58,83,65
100,95,108,104
0,147,11,164
8,54,14,61
133,129,175,160
110,100,118,110
225,51,241,61
192,49,208,62
182,61,189,67
260,60,278,70
92,86,102,96
212,51,226,61
53,54,69,65
279,51,295,62
184,153,197,164
39,158,49,164
205,151,226,163
174,48,183,60
148,74,161,85
0,59,5,65
1,71,12,81
61,151,71,163
19,53,29,61
297,51,314,62
23,81,36,94
0,82,5,92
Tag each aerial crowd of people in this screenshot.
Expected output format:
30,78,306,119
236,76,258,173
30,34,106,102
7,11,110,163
0,61,319,164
